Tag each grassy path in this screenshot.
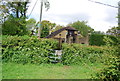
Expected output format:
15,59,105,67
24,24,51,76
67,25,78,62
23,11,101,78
2,62,103,79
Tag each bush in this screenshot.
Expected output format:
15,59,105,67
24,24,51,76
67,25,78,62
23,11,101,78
2,17,29,36
61,43,113,65
2,35,58,64
94,56,120,81
89,34,119,46
89,34,105,46
93,36,120,80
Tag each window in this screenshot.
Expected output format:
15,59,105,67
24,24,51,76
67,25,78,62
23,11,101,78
59,34,61,36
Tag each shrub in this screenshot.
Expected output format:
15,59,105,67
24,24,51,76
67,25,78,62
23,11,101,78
89,34,119,46
2,17,29,36
89,34,105,46
2,35,58,64
61,43,113,65
94,56,120,81
93,36,120,80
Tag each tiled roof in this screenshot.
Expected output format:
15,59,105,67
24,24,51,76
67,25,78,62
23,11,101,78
46,26,77,38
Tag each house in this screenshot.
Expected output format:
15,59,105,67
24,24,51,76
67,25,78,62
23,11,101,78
46,26,89,45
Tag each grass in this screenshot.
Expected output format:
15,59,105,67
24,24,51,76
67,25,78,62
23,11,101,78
0,61,2,80
0,54,2,80
2,62,104,79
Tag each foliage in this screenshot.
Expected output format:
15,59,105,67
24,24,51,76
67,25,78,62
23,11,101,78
41,20,50,38
103,36,120,47
2,35,58,64
89,34,106,46
68,21,94,37
2,16,29,36
89,34,118,46
0,1,9,24
36,20,56,37
51,25,64,33
93,36,120,80
3,1,29,18
91,31,105,35
106,26,120,37
1,1,30,36
2,35,117,66
26,18,36,35
26,18,36,30
61,43,113,65
94,56,120,81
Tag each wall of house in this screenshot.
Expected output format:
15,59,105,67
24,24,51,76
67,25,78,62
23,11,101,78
54,30,67,38
79,36,89,45
74,31,78,35
51,29,89,45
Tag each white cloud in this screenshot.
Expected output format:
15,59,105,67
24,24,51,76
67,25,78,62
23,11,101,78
27,0,119,32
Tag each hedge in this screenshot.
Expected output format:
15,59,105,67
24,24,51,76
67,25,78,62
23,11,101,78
2,35,119,80
61,43,115,65
89,34,119,46
93,36,120,81
2,35,58,64
2,35,116,65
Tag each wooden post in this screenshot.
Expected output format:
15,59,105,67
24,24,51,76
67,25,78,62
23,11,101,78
58,34,62,49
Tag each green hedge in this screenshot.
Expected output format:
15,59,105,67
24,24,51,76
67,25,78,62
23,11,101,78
2,35,58,64
89,34,119,46
94,37,120,81
2,35,116,65
89,34,105,46
94,56,120,81
62,43,115,65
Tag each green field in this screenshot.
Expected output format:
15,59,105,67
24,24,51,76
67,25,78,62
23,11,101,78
2,62,104,79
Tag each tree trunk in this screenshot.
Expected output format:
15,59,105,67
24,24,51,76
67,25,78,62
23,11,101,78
16,2,21,18
23,2,28,18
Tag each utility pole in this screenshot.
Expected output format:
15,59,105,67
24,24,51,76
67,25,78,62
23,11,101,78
37,0,43,38
118,1,120,27
37,0,50,38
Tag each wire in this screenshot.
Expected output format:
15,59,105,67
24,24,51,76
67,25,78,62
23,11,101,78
88,0,118,8
28,0,38,18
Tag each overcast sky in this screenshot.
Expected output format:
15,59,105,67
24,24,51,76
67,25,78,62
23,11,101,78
27,0,119,32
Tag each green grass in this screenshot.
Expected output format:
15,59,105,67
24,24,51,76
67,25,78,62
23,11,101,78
0,61,2,80
2,62,104,79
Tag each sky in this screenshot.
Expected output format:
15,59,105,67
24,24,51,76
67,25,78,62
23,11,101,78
27,0,119,32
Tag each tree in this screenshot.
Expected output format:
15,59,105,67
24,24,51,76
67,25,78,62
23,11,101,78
67,21,94,37
37,0,50,38
91,31,105,35
26,18,36,30
4,1,29,18
2,16,29,35
36,20,56,38
1,0,30,36
0,1,9,24
51,25,63,33
26,18,36,35
106,27,120,37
